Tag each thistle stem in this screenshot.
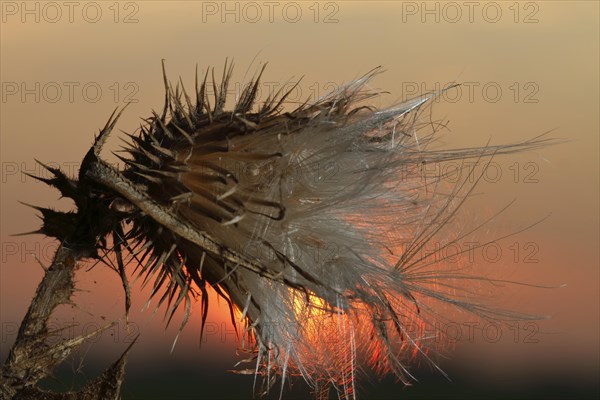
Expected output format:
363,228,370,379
0,244,130,400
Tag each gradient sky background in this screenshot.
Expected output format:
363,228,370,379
1,1,599,399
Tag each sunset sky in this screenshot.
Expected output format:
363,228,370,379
1,1,598,399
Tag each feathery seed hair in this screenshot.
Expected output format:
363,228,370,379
28,60,555,399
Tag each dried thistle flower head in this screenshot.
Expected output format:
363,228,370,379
28,60,555,399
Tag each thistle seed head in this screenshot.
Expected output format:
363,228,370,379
27,60,557,399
